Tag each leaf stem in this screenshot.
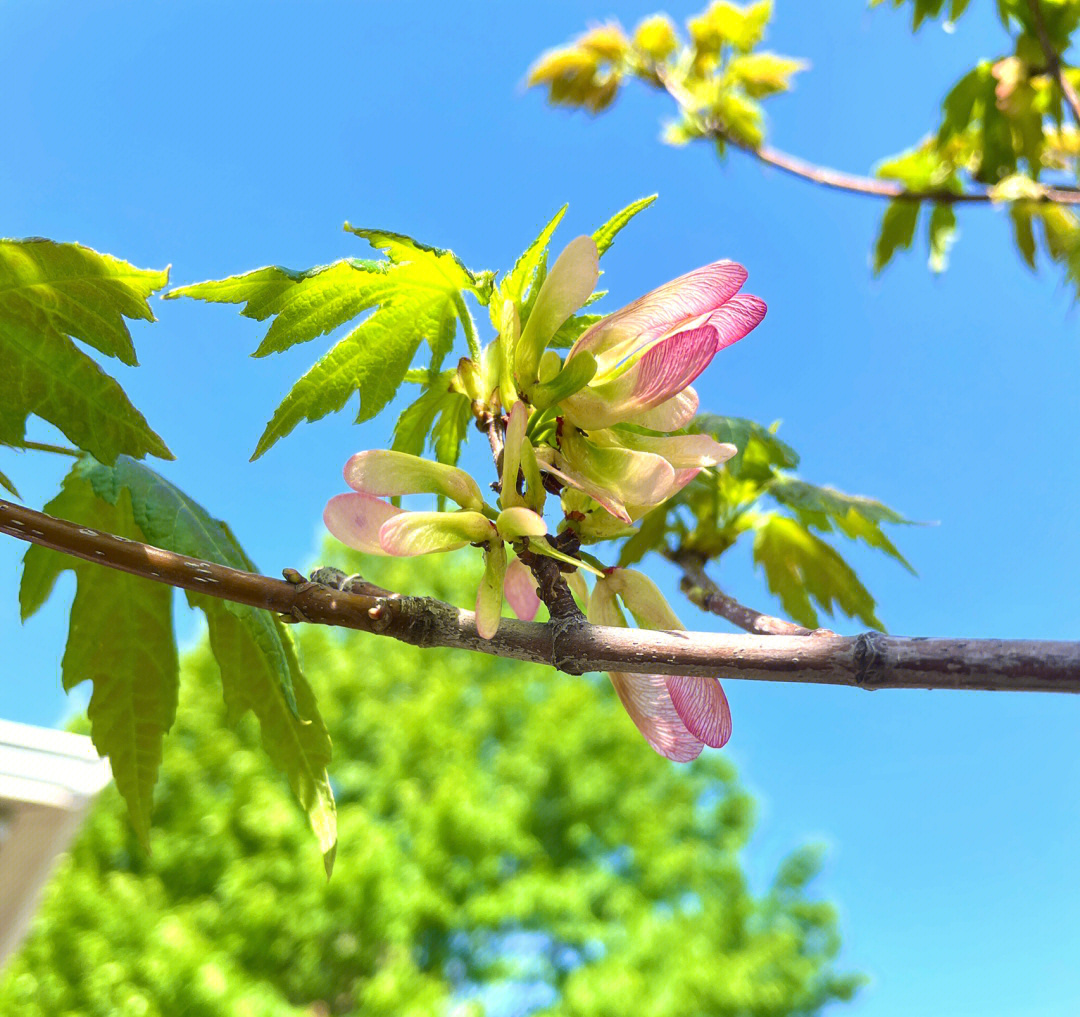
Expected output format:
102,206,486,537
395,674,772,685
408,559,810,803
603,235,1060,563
453,291,482,362
11,441,81,458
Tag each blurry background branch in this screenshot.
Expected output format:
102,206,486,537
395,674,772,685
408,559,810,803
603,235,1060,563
529,0,1080,289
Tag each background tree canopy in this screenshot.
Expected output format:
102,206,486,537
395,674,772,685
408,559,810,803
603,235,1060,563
0,553,859,1017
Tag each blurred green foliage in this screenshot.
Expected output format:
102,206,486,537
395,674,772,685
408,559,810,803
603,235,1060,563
1,553,863,1017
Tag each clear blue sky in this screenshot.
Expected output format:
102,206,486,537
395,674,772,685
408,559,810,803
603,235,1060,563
2,2,1079,1015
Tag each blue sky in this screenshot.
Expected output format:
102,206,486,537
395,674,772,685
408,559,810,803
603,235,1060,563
2,2,1079,1015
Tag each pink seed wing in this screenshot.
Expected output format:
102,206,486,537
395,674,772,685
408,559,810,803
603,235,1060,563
504,557,541,621
323,492,401,554
705,293,767,352
571,261,749,371
665,676,732,748
607,671,705,762
632,387,699,431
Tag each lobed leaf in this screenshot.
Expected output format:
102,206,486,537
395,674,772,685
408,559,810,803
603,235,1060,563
769,476,917,572
170,227,486,460
688,414,799,476
167,259,396,357
726,51,807,98
498,205,568,317
0,239,172,463
873,200,920,274
72,456,336,869
927,203,957,273
19,468,178,848
753,515,885,630
591,194,657,256
191,593,337,876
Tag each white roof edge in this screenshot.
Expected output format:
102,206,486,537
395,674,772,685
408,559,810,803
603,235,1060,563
0,718,104,761
0,718,111,801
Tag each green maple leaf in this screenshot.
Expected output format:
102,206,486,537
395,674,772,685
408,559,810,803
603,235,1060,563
0,239,172,463
753,515,885,630
24,456,336,871
76,455,336,872
769,476,917,573
20,470,179,849
167,225,491,461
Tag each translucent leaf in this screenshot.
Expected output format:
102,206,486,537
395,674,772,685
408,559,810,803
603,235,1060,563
726,52,807,98
591,194,657,257
431,389,472,466
616,505,670,566
168,260,395,356
391,372,457,458
873,200,920,274
1011,204,1038,269
170,227,485,459
927,203,957,273
752,515,885,630
498,205,568,318
937,66,984,145
549,312,605,349
73,455,337,870
769,476,916,572
0,239,172,463
20,467,178,849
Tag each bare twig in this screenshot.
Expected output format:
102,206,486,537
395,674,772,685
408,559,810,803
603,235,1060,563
3,497,1080,692
654,69,1080,206
668,548,832,637
1026,0,1080,128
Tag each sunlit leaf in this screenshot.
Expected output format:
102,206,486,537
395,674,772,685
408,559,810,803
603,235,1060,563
0,239,171,464
769,476,917,572
592,194,657,256
753,515,885,630
927,203,957,273
688,414,799,476
169,227,486,460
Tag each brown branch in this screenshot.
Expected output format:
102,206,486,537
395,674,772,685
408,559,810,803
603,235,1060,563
655,69,1080,206
2,497,1080,692
668,548,831,637
1026,0,1080,128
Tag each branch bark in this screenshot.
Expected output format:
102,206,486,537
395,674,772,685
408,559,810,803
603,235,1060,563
3,497,1079,692
668,548,830,637
655,69,1080,206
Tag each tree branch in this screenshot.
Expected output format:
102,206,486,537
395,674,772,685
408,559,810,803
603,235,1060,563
2,497,1079,692
654,69,1080,206
668,547,831,637
1026,0,1080,128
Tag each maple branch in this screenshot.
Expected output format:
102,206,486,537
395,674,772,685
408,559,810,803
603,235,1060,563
668,547,830,637
654,69,1080,206
1026,0,1080,128
3,496,1080,692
